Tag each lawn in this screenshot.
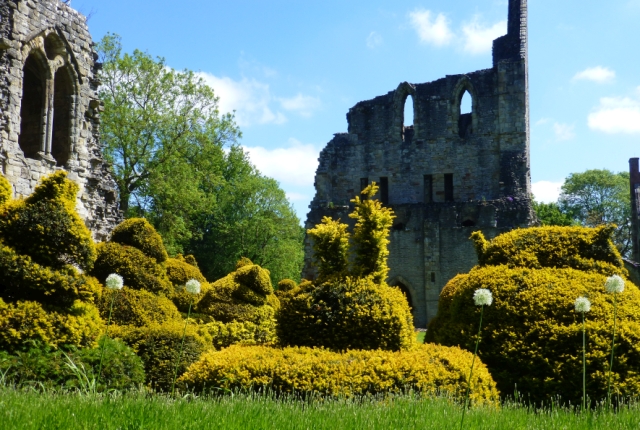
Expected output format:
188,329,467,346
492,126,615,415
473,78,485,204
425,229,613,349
2,388,640,429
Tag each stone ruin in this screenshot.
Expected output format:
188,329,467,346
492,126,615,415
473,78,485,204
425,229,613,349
304,0,536,326
0,0,120,241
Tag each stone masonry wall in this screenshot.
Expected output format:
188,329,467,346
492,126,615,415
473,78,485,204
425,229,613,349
0,0,120,241
303,0,534,327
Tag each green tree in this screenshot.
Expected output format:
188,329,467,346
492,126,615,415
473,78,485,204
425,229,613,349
97,34,304,283
97,33,240,215
558,169,631,257
532,200,575,227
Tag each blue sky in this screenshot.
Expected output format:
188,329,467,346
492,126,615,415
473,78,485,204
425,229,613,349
74,0,640,221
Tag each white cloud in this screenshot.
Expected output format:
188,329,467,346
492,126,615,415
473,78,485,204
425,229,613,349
553,122,576,141
278,94,321,117
535,118,552,126
461,17,507,54
409,9,454,47
196,72,287,126
243,138,320,187
367,31,383,49
588,90,640,134
532,181,563,203
572,66,616,84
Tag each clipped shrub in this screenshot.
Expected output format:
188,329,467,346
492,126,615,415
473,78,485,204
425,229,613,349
165,256,206,286
110,321,208,391
428,226,640,405
165,256,209,312
0,172,11,206
196,260,279,329
0,338,145,391
277,279,297,293
180,344,499,403
278,276,415,351
110,218,168,263
90,242,172,295
471,225,625,276
0,171,96,271
97,287,181,326
197,319,277,349
0,298,103,353
0,243,102,307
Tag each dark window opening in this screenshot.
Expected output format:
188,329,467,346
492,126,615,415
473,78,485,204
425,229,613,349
392,222,405,231
462,219,476,227
19,55,46,159
52,66,73,166
402,95,414,143
458,90,473,138
424,174,433,203
431,272,436,283
380,177,389,205
444,174,454,202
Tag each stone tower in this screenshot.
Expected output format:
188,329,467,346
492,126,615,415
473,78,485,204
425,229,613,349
0,0,120,241
304,0,535,327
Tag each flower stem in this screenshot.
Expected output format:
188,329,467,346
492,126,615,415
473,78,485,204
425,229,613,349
607,292,618,409
582,311,586,412
97,290,118,389
171,297,193,397
460,305,484,430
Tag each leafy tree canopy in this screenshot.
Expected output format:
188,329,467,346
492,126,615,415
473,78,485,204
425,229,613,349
97,34,303,284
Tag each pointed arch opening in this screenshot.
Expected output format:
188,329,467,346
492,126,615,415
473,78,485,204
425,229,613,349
51,65,74,166
458,90,473,138
19,54,47,159
402,95,414,143
394,281,414,311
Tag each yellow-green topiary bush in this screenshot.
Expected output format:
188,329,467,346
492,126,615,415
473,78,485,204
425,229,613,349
0,171,96,271
179,344,499,403
0,243,102,307
0,298,103,353
97,287,182,327
110,321,208,391
110,218,168,263
471,225,626,276
197,319,277,349
277,276,415,352
427,226,640,405
90,242,173,295
165,256,209,312
0,173,11,206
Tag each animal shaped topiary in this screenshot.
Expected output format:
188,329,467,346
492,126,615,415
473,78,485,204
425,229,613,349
426,225,640,406
0,172,103,352
277,183,415,352
196,258,279,344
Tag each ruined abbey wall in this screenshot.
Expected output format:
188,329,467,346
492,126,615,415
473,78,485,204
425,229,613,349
304,0,535,326
0,0,119,241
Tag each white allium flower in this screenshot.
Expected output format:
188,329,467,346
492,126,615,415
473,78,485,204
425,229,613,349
575,296,591,313
605,275,625,294
473,289,493,307
105,273,124,290
185,279,201,295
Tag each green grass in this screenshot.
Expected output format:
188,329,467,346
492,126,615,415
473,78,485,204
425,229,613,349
416,331,426,343
2,387,640,429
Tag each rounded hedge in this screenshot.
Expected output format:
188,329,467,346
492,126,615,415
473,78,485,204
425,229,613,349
98,287,182,327
165,256,206,286
0,298,103,353
428,226,640,405
90,242,173,295
0,172,96,271
278,276,415,352
179,344,499,403
110,322,208,391
110,218,168,263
